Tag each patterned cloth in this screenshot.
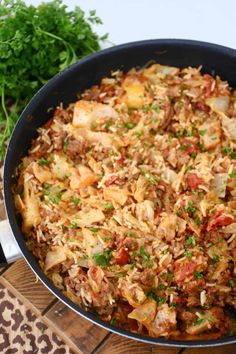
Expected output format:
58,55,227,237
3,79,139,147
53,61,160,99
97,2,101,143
0,282,74,354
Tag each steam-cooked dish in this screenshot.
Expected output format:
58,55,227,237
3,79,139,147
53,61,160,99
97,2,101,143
14,64,236,340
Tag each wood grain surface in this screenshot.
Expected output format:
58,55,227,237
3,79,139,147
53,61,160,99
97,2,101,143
3,258,55,313
45,301,108,354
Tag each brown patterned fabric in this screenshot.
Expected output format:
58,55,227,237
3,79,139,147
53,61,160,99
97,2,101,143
0,282,75,354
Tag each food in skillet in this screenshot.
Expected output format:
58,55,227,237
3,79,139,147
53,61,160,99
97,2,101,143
14,63,236,340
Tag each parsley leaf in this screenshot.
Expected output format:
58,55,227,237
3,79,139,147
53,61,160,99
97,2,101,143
0,0,107,160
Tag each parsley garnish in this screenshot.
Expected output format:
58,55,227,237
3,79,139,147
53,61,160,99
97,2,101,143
199,130,206,136
185,235,196,246
104,202,113,211
39,157,49,166
145,173,159,184
71,221,78,229
222,146,236,159
229,170,236,178
73,197,80,206
194,271,203,279
184,250,193,259
185,204,196,215
229,279,235,288
142,106,160,113
93,251,112,267
0,0,107,160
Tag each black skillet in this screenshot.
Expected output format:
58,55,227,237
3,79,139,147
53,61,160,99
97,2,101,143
2,39,236,348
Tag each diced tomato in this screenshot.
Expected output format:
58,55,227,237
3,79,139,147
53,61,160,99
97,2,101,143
174,260,197,283
207,210,234,231
180,139,198,155
113,248,129,265
104,175,118,187
117,157,124,166
187,173,202,190
123,238,138,251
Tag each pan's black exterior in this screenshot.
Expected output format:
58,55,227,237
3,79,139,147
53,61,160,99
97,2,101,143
4,39,236,347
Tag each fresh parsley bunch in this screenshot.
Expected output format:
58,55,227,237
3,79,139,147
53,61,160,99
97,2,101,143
0,0,107,159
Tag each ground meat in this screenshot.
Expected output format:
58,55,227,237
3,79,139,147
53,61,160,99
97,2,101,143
66,136,88,161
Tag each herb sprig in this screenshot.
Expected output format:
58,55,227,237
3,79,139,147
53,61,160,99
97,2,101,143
0,0,107,159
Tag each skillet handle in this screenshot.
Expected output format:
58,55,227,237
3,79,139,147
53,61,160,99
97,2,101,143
0,219,22,265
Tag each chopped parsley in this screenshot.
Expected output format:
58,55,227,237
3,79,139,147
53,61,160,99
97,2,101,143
145,173,159,185
142,105,160,113
110,318,117,326
184,250,193,259
213,255,219,264
185,235,196,246
199,130,207,136
194,271,203,279
185,204,196,215
71,221,78,229
89,227,99,233
147,289,165,306
222,146,236,159
135,132,142,139
73,197,80,205
229,279,235,288
191,152,198,159
93,251,112,267
124,122,136,129
229,170,236,178
198,143,205,153
194,214,201,225
39,157,50,166
104,202,113,211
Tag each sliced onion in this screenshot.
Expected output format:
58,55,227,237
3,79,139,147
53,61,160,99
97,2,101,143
213,173,228,198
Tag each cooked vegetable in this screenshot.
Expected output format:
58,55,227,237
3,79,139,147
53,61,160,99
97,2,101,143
0,0,107,159
14,63,236,339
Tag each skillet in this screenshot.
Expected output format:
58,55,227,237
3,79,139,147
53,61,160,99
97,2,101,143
2,39,236,347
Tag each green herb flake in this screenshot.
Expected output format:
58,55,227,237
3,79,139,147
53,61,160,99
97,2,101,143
229,279,235,288
229,170,236,178
198,143,205,153
194,271,203,279
93,251,112,267
124,122,136,129
195,318,204,325
73,197,80,205
145,173,159,185
199,130,207,136
135,132,142,139
104,202,113,211
89,227,99,233
184,250,193,259
222,146,236,159
186,130,193,137
185,204,196,214
110,318,117,326
186,235,196,246
213,255,219,264
39,157,49,166
71,221,78,229
137,245,150,261
142,106,161,113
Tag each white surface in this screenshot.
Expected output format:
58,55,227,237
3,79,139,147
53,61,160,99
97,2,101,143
26,0,236,49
